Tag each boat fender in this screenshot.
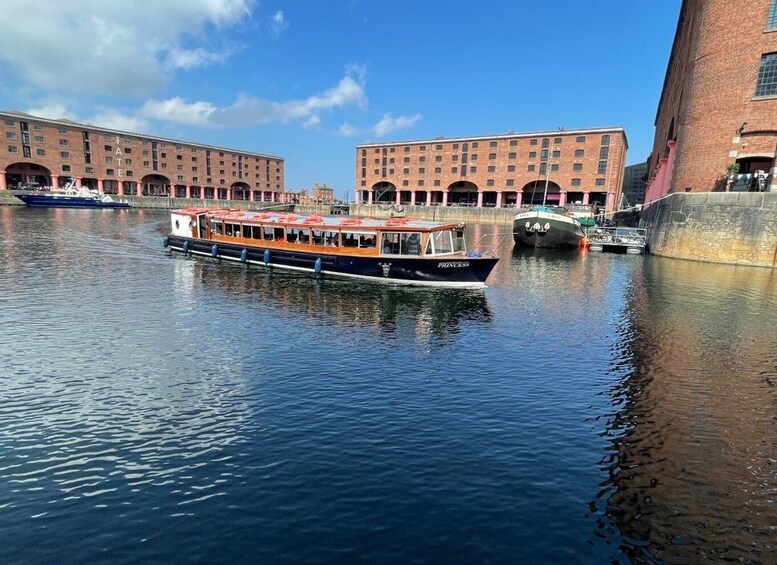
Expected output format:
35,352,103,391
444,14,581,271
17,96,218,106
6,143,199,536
314,257,322,275
240,248,248,263
466,251,482,258
163,236,169,248
211,244,218,258
263,249,270,264
544,223,550,232
182,241,190,253
525,221,532,232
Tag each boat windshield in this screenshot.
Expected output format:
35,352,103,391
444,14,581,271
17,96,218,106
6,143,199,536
381,231,423,255
425,229,466,255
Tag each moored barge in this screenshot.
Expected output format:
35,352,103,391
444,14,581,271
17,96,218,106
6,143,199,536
164,208,499,288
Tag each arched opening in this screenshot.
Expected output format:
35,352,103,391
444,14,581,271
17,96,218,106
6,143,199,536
447,180,479,206
142,174,170,197
231,181,250,201
730,155,774,191
5,162,52,189
521,180,561,206
371,181,396,204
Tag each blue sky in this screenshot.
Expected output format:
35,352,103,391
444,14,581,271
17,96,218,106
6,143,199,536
0,0,680,199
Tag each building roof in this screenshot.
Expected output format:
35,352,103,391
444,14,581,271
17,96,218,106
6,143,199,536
356,126,628,149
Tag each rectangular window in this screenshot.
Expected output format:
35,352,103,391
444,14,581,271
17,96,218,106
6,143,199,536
576,136,586,143
106,169,114,176
539,163,547,175
755,53,777,96
506,179,514,186
61,164,71,172
472,142,478,148
419,167,425,173
4,119,14,126
529,151,537,158
530,139,537,146
7,145,17,153
487,165,496,172
575,149,584,157
470,166,477,173
595,178,605,186
60,151,70,158
540,149,548,159
85,167,94,173
598,160,607,174
552,150,560,158
6,132,15,140
554,137,562,144
551,164,559,171
34,135,43,142
541,138,549,148
451,167,457,173
507,165,515,172
486,179,494,186
601,135,610,146
36,149,45,156
508,152,516,159
488,153,496,160
573,163,583,171
33,124,43,131
23,146,31,158
489,141,498,147
106,156,113,163
599,146,609,159
435,144,443,150
509,139,518,146
434,167,441,173
768,0,777,30
527,164,535,172
571,178,581,186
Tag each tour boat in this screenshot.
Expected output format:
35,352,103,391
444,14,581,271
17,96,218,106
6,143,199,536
164,208,500,288
14,179,131,209
512,205,587,249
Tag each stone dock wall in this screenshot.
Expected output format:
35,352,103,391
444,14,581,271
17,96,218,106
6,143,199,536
640,192,777,267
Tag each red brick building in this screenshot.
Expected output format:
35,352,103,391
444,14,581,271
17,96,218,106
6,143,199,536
0,110,285,202
645,0,777,203
355,127,628,211
283,183,335,205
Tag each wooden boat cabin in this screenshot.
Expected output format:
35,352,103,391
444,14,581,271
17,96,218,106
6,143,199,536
164,208,499,287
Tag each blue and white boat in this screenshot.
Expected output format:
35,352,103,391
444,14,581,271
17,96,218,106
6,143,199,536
14,179,131,209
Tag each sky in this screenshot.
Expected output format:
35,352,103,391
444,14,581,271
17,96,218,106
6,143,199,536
0,0,681,200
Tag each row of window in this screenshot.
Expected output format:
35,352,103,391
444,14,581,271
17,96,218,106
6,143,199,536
363,160,608,176
366,147,608,166
362,135,612,155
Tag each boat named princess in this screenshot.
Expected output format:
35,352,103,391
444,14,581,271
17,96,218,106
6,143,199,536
164,208,499,288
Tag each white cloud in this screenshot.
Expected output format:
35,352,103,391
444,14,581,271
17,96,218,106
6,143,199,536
24,102,78,122
88,110,151,133
0,0,254,95
141,70,368,127
271,10,289,36
372,113,421,137
142,98,217,126
337,123,358,137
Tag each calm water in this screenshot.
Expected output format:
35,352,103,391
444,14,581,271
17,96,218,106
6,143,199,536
1,207,776,564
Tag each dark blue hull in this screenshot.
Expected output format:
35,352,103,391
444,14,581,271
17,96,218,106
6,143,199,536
166,235,498,288
14,193,131,208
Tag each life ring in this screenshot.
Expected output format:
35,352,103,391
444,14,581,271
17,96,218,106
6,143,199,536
385,217,407,226
303,215,325,224
340,218,361,226
277,214,298,223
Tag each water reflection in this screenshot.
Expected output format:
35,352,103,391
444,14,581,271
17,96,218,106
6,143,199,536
172,256,493,342
598,257,777,562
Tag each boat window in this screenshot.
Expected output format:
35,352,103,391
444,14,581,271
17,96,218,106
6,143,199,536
342,232,377,248
430,230,454,254
285,228,300,243
323,231,340,247
274,228,285,241
250,225,262,239
400,232,422,255
381,232,399,254
453,229,466,253
262,226,275,241
299,229,310,244
210,220,223,235
312,230,324,245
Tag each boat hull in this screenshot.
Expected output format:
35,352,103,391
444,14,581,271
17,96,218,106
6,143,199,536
14,193,131,208
512,211,585,249
166,235,499,288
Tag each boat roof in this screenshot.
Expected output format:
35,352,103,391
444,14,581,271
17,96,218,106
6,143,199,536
173,208,462,231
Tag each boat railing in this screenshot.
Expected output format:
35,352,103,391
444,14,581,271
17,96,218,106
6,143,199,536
472,233,510,257
586,226,647,245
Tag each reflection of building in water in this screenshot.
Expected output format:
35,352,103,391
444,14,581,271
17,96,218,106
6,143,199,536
597,258,777,562
179,259,492,341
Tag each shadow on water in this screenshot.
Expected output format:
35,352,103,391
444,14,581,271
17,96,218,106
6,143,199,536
593,256,777,563
175,254,493,339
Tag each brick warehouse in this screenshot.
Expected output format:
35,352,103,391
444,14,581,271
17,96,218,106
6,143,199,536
645,0,777,204
355,127,627,212
0,110,285,202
